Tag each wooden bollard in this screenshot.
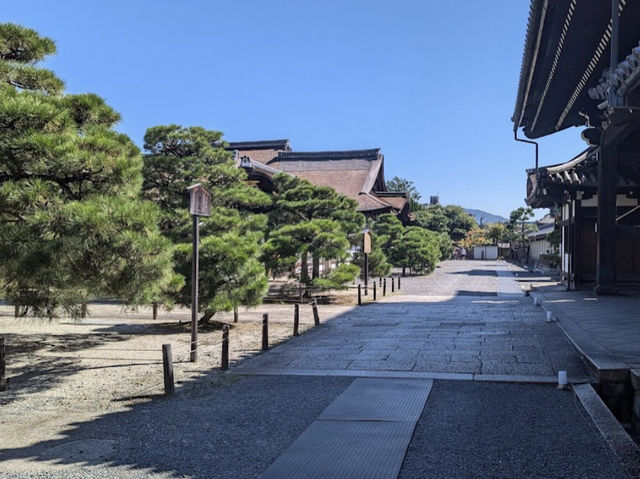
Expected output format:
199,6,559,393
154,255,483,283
0,337,5,391
383,278,387,296
391,277,395,293
379,277,382,287
358,284,362,305
294,303,300,336
152,302,158,320
233,305,239,323
312,299,320,326
13,305,18,318
162,344,174,396
373,281,377,301
262,313,269,351
221,325,229,370
398,276,401,290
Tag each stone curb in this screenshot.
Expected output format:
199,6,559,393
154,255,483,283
573,383,640,479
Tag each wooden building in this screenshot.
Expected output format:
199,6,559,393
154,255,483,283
226,140,411,223
513,0,640,292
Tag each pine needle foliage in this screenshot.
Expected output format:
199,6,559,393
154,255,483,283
142,125,270,322
0,23,173,317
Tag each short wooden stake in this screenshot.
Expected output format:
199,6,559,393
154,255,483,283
233,305,239,323
358,284,362,305
162,344,174,396
13,305,18,318
312,299,320,326
391,277,395,293
0,337,5,391
294,303,300,336
398,276,401,290
221,325,229,370
262,313,269,351
152,302,158,320
373,281,377,301
383,278,387,296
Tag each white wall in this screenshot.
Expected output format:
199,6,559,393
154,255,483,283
473,245,498,260
530,239,553,261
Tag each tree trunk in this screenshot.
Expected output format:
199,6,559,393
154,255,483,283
301,251,310,283
199,310,215,325
312,253,320,279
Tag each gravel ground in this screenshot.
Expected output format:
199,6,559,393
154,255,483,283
0,302,354,476
0,375,353,478
399,380,630,479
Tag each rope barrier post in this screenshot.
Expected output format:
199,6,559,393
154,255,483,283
312,299,320,326
0,337,5,391
262,313,269,351
383,278,387,296
373,281,377,301
379,277,382,287
233,305,239,323
221,325,229,370
162,344,174,396
358,284,362,306
152,302,158,320
398,275,401,290
392,276,395,293
294,303,300,336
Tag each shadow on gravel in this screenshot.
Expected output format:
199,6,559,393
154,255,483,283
0,333,128,406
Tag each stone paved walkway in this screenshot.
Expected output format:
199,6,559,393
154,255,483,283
233,260,591,382
533,284,640,371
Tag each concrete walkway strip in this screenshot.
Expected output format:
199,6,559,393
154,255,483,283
573,384,640,478
260,378,433,479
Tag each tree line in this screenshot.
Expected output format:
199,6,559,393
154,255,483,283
0,24,506,321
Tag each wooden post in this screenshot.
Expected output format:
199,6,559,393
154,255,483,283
398,275,401,290
373,281,377,301
262,313,269,351
221,325,229,370
0,337,5,391
312,299,320,326
152,302,158,320
190,214,199,362
13,305,18,318
81,303,87,319
233,305,239,323
383,278,387,296
391,276,395,293
294,303,300,336
358,284,362,305
596,144,618,294
162,344,174,396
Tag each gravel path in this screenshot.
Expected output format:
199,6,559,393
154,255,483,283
0,375,352,478
399,380,630,479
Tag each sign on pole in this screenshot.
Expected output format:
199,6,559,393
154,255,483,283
187,183,212,217
363,229,372,254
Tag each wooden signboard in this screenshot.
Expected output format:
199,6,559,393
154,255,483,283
187,183,211,217
363,230,372,254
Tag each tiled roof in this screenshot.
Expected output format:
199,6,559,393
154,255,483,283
588,42,640,101
226,139,291,151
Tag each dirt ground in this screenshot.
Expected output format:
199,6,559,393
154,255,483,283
0,302,354,471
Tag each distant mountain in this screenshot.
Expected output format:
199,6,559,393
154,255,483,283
464,209,508,225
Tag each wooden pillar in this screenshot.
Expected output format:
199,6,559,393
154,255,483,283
573,199,581,289
596,146,618,294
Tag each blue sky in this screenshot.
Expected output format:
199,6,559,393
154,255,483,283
5,0,585,218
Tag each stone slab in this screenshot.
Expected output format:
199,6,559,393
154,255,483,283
319,378,433,422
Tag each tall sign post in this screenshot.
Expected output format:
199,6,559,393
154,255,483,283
363,228,372,296
187,183,211,362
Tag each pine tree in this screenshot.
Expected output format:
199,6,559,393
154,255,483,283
0,24,173,317
141,125,271,322
263,173,364,287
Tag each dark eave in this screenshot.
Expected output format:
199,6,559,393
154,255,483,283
226,139,291,151
274,149,381,162
513,0,640,139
